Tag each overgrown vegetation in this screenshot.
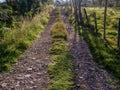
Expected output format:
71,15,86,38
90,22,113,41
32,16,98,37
0,5,53,72
82,8,120,83
82,29,120,82
0,0,49,28
69,7,120,83
48,8,74,90
84,8,120,48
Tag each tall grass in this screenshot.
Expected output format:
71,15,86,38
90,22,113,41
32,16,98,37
84,8,120,48
0,5,53,72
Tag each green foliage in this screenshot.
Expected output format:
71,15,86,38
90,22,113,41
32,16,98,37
0,4,13,27
85,8,120,48
40,17,49,25
5,0,45,16
0,0,49,28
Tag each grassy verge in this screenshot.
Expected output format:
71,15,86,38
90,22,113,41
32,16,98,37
68,7,120,84
0,5,53,72
82,30,120,82
82,8,120,83
47,10,74,90
84,8,120,48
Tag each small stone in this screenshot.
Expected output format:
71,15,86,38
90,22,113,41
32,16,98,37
76,84,80,87
16,77,24,80
25,74,31,78
89,67,95,71
37,73,42,75
1,83,7,87
33,79,37,82
44,71,47,74
79,77,83,79
10,87,15,90
45,57,49,60
30,81,34,84
33,86,37,89
37,73,43,77
29,87,33,89
32,58,36,60
27,68,32,71
15,81,20,87
16,84,19,87
36,60,40,62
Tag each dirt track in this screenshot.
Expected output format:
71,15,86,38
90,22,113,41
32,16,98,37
0,10,56,90
62,11,118,90
0,9,118,90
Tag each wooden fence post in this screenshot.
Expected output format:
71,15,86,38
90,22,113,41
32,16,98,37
104,0,108,39
83,8,89,25
118,18,120,48
93,12,98,34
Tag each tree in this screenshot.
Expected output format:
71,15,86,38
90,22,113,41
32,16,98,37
0,4,13,26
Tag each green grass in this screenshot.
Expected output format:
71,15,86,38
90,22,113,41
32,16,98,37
51,21,68,41
83,8,120,82
0,5,53,72
81,8,120,82
47,12,74,90
84,7,120,48
82,29,120,82
48,53,74,90
69,7,120,84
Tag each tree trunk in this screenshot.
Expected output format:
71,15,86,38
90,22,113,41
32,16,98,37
84,8,89,25
98,0,102,8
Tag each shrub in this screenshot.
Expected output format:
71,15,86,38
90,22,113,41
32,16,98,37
16,40,30,51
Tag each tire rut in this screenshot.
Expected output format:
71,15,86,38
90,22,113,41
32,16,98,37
0,10,56,90
62,12,118,90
